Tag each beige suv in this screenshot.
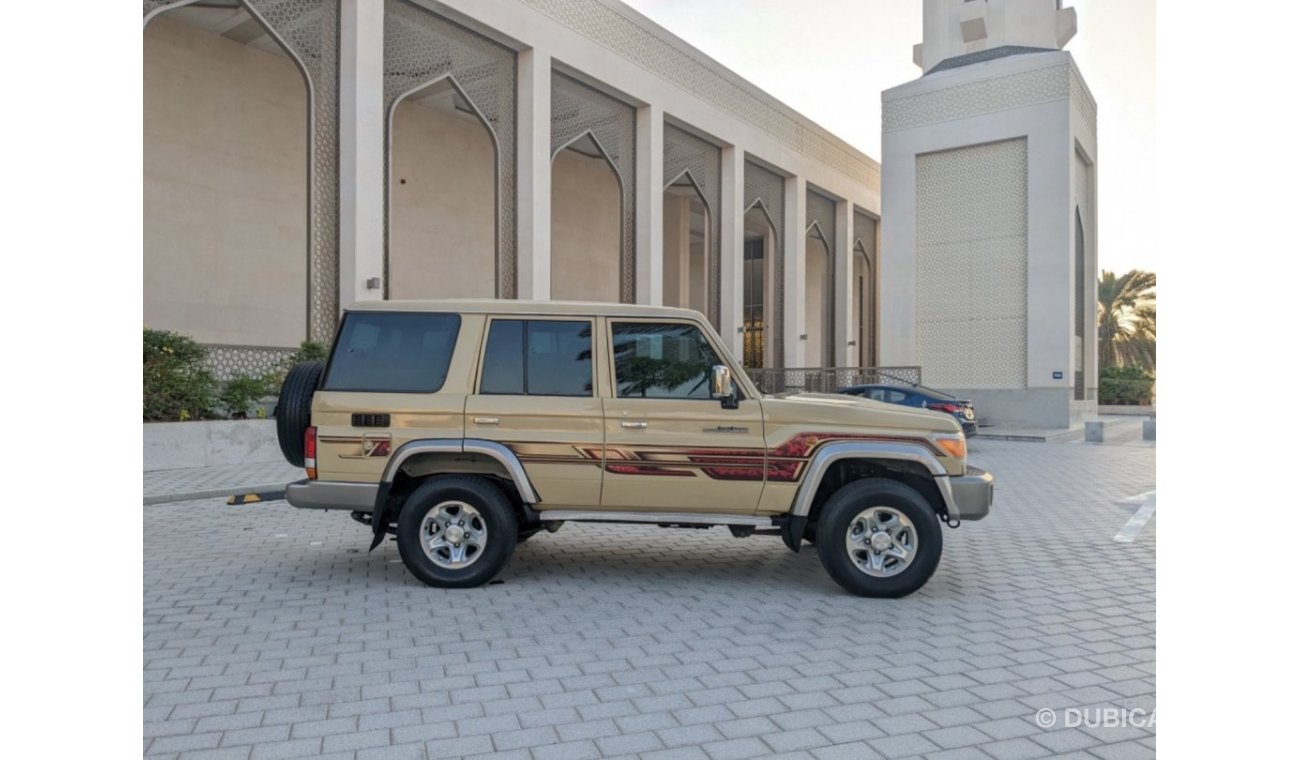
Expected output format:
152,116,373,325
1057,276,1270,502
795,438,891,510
276,300,992,597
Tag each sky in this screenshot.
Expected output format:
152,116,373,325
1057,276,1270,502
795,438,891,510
620,0,1156,275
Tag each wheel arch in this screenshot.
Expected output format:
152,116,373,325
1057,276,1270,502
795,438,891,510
781,442,958,552
382,439,539,504
368,438,541,550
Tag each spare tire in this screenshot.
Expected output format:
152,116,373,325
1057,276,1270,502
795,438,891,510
276,360,325,466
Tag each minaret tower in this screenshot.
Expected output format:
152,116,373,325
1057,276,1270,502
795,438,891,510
881,0,1098,428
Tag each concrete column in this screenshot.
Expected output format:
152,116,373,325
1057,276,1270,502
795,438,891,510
783,175,807,368
833,199,853,366
516,49,552,300
718,146,745,359
635,104,664,305
338,0,385,310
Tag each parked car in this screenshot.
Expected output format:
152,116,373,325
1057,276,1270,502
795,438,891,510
276,300,993,598
839,384,978,437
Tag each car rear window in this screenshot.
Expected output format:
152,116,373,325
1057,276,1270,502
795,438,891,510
324,312,461,392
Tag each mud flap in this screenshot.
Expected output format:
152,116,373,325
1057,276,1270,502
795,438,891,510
369,482,393,551
782,515,807,553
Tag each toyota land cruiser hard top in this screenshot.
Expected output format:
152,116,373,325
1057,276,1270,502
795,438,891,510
276,300,993,597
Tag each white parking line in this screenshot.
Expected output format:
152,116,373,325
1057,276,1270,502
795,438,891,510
1114,491,1157,542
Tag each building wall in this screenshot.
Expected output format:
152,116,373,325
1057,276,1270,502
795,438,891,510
550,150,621,301
388,101,496,299
143,16,307,347
142,0,885,375
915,138,1028,389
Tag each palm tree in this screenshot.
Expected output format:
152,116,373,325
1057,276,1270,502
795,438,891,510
1098,269,1156,370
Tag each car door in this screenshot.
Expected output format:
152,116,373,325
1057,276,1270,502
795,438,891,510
464,316,605,508
599,318,767,514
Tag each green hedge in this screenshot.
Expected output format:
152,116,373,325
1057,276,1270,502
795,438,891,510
146,331,328,421
1099,365,1154,405
144,328,218,421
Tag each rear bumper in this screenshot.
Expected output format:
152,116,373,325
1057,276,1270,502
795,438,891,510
945,466,993,521
285,479,379,511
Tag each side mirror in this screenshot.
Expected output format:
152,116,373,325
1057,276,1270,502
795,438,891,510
711,365,739,410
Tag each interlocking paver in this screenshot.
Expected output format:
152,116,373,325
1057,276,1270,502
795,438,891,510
144,440,1155,759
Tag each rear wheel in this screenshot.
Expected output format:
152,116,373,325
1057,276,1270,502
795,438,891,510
396,476,517,588
815,479,943,598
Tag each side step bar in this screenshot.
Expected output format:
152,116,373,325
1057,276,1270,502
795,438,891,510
536,510,776,527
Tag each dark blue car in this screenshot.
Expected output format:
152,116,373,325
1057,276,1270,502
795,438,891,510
839,384,978,437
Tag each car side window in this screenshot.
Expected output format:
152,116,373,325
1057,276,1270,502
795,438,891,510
867,388,886,402
611,321,724,399
886,389,909,404
479,319,593,397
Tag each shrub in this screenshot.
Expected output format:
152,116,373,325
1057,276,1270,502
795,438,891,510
144,328,218,421
1099,364,1154,405
287,340,328,366
219,375,272,419
267,340,330,390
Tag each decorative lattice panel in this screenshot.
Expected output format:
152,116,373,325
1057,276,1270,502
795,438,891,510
1069,65,1098,148
744,161,785,367
144,0,340,344
663,124,722,328
916,138,1028,389
551,72,637,302
383,0,517,298
203,344,299,382
806,191,835,249
884,61,1070,133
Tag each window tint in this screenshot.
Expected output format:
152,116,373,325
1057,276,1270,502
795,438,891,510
479,319,593,397
612,322,724,399
480,320,524,394
324,312,460,392
886,390,909,404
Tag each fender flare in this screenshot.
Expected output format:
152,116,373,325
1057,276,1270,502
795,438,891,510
782,441,960,552
368,438,541,550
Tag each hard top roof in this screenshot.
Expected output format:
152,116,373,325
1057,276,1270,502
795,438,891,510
347,299,704,320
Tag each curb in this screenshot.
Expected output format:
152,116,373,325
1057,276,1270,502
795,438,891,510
144,482,292,506
977,428,1085,443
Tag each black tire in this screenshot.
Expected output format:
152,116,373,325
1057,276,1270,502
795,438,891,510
275,361,324,467
396,476,517,588
814,478,943,598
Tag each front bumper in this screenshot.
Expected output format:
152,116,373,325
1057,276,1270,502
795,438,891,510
945,466,993,521
285,479,379,511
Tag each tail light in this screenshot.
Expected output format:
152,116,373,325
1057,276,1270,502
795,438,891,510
927,402,962,414
304,426,317,480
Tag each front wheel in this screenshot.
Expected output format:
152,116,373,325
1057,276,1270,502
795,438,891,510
814,479,943,598
396,476,517,588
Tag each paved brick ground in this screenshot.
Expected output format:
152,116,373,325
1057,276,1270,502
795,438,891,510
144,440,1156,759
145,462,305,504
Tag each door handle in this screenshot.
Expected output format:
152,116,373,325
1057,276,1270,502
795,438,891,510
473,417,500,426
620,421,648,429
